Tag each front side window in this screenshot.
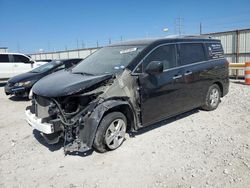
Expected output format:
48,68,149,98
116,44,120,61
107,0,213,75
179,43,206,65
72,45,145,75
142,44,177,71
13,55,30,63
0,54,9,62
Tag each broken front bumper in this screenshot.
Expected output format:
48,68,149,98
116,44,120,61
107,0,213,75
25,110,54,134
5,85,29,96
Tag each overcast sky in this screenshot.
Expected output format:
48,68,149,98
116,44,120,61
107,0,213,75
1,0,250,53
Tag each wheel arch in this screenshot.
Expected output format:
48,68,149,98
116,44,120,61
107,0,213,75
102,103,135,131
213,81,224,96
80,99,136,149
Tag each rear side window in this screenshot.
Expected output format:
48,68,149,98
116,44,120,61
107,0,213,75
143,44,177,71
13,55,30,63
206,43,224,59
0,54,9,62
179,43,206,65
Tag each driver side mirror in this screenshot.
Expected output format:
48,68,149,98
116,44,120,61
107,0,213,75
145,61,163,75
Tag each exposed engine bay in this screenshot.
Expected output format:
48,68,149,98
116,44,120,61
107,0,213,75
26,69,141,154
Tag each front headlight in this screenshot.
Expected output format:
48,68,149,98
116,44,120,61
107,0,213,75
14,81,32,87
28,88,33,99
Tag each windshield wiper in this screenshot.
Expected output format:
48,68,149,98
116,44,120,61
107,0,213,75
73,72,94,76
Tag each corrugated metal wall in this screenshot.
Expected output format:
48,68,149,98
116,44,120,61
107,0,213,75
30,48,98,61
207,29,250,76
208,29,250,63
30,29,250,68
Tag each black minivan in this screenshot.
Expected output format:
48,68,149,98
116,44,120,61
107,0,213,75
26,36,229,154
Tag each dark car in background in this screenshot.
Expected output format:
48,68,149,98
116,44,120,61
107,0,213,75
25,37,229,154
5,58,82,97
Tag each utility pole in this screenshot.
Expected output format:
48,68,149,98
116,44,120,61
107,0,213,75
175,16,184,35
120,36,123,41
109,38,111,44
76,39,79,49
200,22,202,35
96,40,99,47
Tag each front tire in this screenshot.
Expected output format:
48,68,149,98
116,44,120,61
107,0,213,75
93,112,127,153
201,84,221,111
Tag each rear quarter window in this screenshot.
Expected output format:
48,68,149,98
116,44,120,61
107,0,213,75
206,43,224,59
13,55,30,63
0,54,10,62
179,43,206,65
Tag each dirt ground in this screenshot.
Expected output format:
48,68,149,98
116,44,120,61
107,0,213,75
0,80,249,188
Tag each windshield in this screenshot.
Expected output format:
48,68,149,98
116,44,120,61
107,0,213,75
72,45,145,75
30,61,59,73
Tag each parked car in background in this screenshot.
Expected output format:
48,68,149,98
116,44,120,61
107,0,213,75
0,53,42,79
25,36,229,154
5,58,82,97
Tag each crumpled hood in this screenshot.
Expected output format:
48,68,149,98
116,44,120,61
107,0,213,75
32,70,112,97
8,72,41,83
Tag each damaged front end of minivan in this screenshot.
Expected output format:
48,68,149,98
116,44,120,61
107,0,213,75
25,69,141,154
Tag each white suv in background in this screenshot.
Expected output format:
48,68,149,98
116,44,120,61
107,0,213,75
0,53,41,79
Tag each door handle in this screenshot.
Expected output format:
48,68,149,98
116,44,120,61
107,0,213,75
173,74,182,80
184,71,192,76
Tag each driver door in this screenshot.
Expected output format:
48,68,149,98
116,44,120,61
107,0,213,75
138,44,187,126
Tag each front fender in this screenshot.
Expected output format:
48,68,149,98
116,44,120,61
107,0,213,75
79,99,134,149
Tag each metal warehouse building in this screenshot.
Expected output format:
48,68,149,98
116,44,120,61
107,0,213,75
30,47,98,61
30,28,250,65
207,28,250,63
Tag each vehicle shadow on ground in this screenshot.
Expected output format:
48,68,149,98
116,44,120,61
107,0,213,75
8,96,30,102
32,129,94,157
129,108,200,137
230,80,246,85
0,82,7,87
33,108,199,157
33,130,62,151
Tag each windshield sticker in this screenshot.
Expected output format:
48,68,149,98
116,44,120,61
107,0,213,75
114,65,125,70
120,47,138,54
207,43,224,59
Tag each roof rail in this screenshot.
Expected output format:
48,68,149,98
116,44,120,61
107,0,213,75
165,35,212,39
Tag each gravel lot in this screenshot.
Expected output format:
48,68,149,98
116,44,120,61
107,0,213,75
0,81,249,188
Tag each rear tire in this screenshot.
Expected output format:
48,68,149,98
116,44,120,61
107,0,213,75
93,112,127,153
201,84,221,111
